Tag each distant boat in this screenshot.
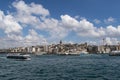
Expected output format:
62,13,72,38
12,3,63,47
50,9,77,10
109,51,120,56
80,51,88,54
35,52,47,55
6,53,31,60
57,52,79,55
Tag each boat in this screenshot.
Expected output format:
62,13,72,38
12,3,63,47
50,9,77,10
109,51,120,56
35,52,47,55
80,51,88,54
6,53,31,60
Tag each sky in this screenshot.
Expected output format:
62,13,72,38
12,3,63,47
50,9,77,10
0,0,120,48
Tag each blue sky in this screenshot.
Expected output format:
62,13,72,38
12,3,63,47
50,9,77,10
0,0,120,48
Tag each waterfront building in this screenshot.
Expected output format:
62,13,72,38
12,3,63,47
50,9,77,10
98,45,110,53
87,45,99,53
3,40,120,55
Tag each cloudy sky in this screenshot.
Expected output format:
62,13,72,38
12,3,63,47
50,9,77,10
0,0,120,48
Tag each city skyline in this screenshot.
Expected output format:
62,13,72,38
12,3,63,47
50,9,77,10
0,0,120,48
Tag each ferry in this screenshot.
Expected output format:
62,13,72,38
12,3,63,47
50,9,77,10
6,53,31,60
109,51,120,56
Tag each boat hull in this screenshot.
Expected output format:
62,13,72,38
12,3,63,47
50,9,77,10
109,53,120,56
109,51,120,56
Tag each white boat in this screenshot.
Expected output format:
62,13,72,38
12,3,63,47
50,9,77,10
35,52,47,55
109,51,120,56
80,51,88,54
7,53,31,60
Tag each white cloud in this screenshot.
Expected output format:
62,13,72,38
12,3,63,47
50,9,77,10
0,29,47,48
0,10,23,48
42,18,68,39
24,29,46,45
11,0,67,41
12,0,49,16
60,14,120,38
0,0,50,48
76,19,100,37
7,34,23,41
74,15,80,19
12,0,49,27
1,1,120,48
107,17,115,22
0,10,22,34
3,15,22,34
93,19,101,24
97,27,106,37
106,25,118,36
104,17,115,24
61,14,79,29
61,15,101,37
105,37,119,45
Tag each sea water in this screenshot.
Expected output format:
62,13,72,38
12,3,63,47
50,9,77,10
0,54,120,80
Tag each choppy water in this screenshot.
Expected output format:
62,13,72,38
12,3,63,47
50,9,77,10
0,54,120,80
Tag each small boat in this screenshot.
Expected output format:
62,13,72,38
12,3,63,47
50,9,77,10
109,51,120,56
80,51,88,54
6,53,31,60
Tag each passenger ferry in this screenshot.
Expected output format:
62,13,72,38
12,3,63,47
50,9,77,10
6,53,31,60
